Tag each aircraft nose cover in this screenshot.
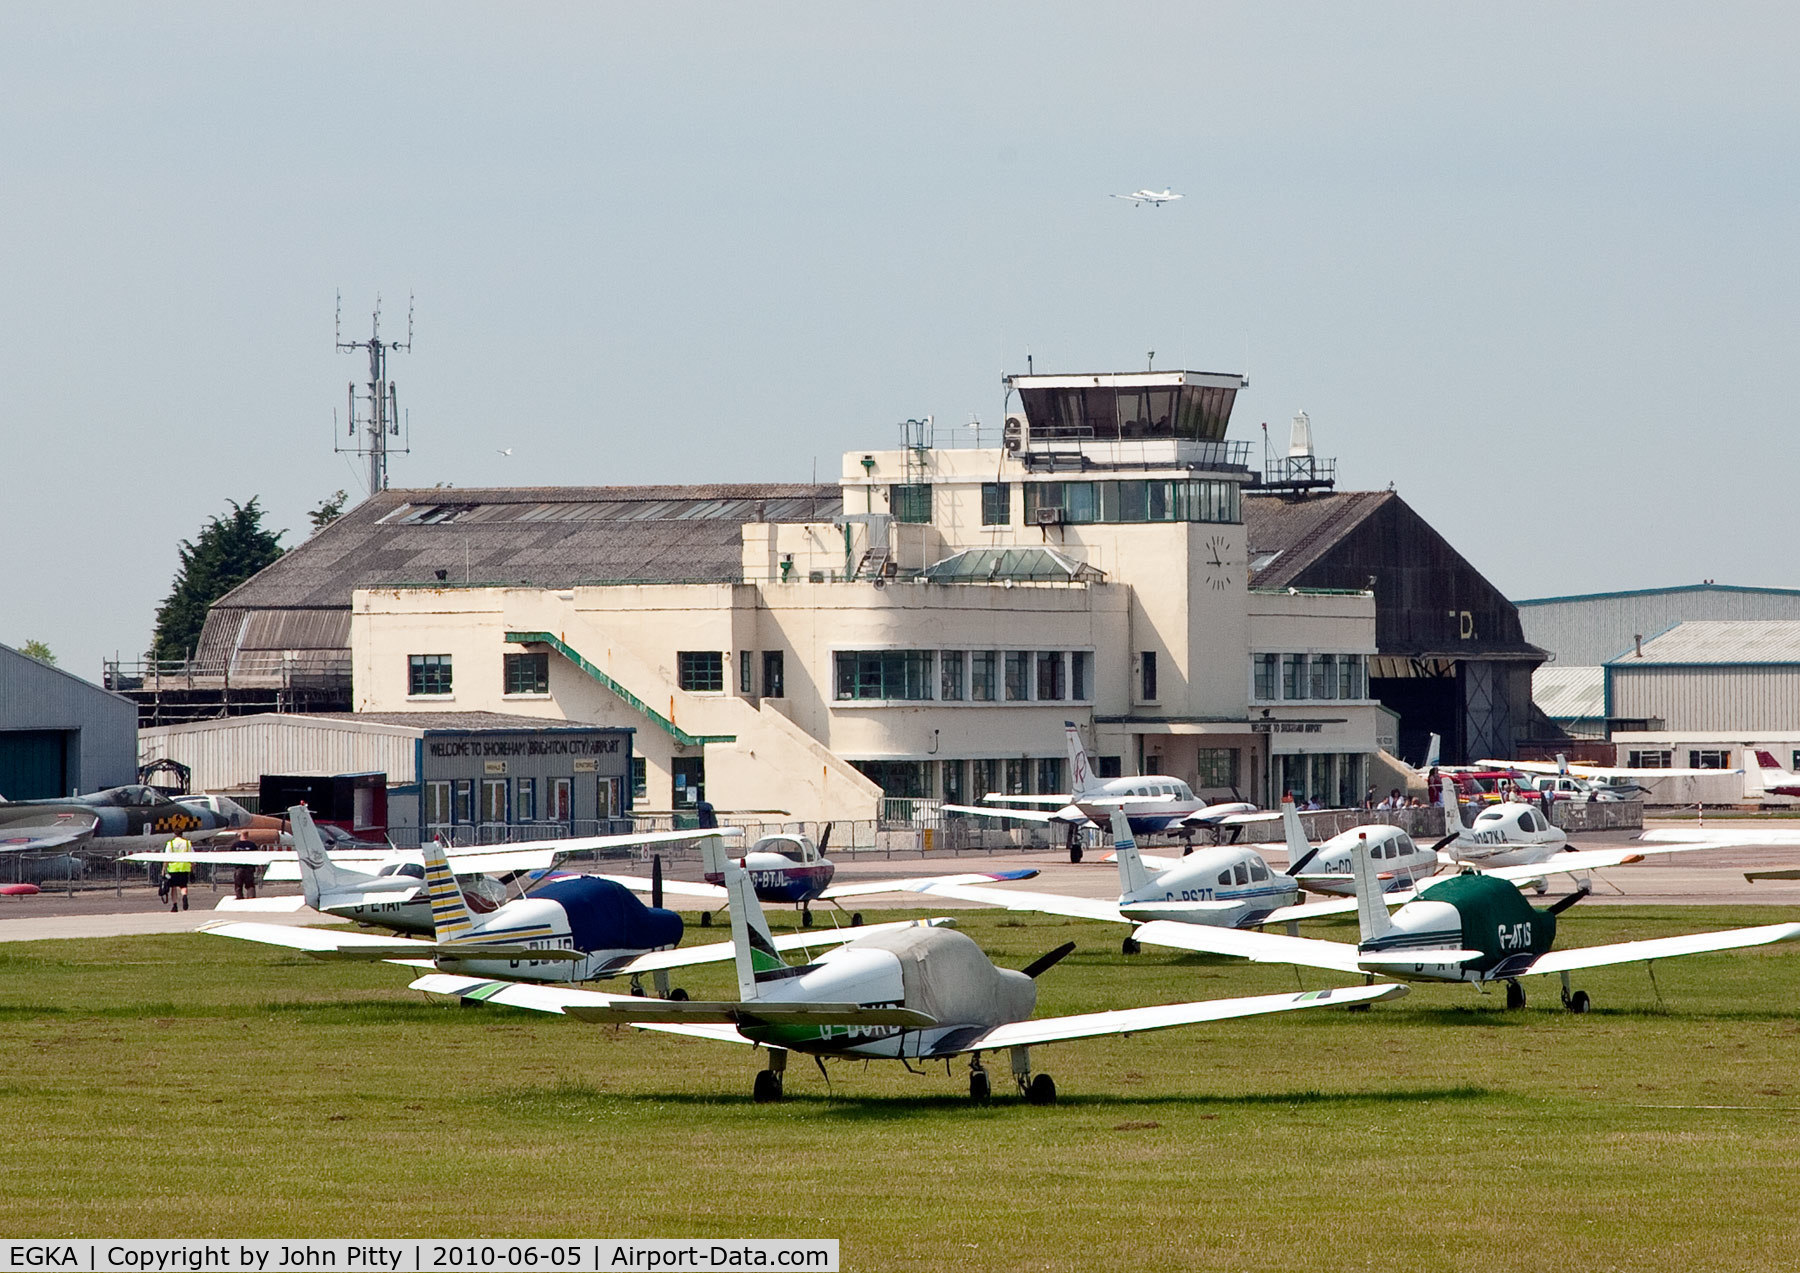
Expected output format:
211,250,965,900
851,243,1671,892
851,927,1035,1027
531,877,684,951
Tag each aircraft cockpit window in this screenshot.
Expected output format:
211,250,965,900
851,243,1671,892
1233,863,1249,885
1395,833,1416,854
1250,859,1268,881
1217,870,1232,887
400,863,426,879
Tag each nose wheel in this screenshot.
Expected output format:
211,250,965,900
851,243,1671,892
1504,979,1526,1010
753,1048,788,1103
968,1060,991,1103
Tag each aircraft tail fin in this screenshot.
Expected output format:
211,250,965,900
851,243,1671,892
1109,809,1153,895
1351,833,1393,944
702,837,784,1001
1066,721,1099,799
1423,733,1441,771
1279,801,1319,876
1439,776,1467,833
418,831,477,942
1751,749,1792,779
290,806,351,910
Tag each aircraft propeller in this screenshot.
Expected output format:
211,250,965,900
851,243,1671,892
1021,941,1077,979
817,822,832,855
1545,885,1591,916
651,855,664,910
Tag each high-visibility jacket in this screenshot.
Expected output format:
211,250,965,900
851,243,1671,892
166,835,193,875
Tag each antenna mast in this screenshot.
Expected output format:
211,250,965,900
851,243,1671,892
335,292,413,493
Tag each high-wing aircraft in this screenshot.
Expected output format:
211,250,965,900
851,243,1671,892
944,721,1256,859
1112,188,1181,206
852,807,1360,953
1488,753,1735,792
204,810,951,997
1132,832,1800,1011
408,833,1404,1104
0,785,274,854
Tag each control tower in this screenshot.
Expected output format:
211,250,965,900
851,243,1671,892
1001,370,1253,474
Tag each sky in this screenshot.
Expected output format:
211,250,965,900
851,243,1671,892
4,2,1798,681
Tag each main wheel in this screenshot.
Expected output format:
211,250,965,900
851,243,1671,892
850,912,863,927
752,1070,784,1103
1566,990,1591,1014
1121,937,1141,956
668,987,690,1001
802,909,814,928
1024,1073,1057,1106
1505,980,1526,1010
700,911,712,928
969,1069,991,1103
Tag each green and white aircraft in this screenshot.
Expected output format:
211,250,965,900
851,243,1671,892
409,835,1406,1104
1132,831,1800,1011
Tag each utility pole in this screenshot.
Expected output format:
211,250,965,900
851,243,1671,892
335,292,413,494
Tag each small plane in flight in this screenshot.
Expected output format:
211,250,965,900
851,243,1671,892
1132,830,1800,1011
944,722,1256,860
408,833,1404,1103
205,808,952,997
1112,188,1182,207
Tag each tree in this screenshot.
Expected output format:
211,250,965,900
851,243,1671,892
308,489,349,533
151,498,285,662
19,639,56,665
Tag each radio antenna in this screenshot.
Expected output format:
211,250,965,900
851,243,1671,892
335,291,414,494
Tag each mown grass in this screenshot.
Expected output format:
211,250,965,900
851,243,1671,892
4,908,1800,1271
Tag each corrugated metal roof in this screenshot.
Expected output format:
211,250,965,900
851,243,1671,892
1517,583,1800,607
1533,665,1605,720
1609,620,1800,666
1242,491,1393,589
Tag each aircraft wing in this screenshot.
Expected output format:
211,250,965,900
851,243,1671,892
1259,896,1360,923
202,920,582,962
863,881,1126,924
818,869,1038,900
0,811,98,853
1476,844,1719,882
126,849,298,865
1522,923,1800,978
1642,827,1800,848
603,917,956,976
1486,758,1734,780
942,803,1068,825
1209,810,1281,828
213,895,311,913
978,793,1072,805
1130,920,1367,974
941,984,1407,1053
586,873,729,902
407,973,936,1027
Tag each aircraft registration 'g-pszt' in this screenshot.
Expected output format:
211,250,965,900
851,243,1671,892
410,835,1405,1104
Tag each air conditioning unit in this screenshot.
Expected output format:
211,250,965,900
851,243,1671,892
1003,413,1027,452
1035,506,1065,525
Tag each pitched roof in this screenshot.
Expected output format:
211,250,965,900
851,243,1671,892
1242,491,1393,589
1609,620,1800,666
1532,665,1605,720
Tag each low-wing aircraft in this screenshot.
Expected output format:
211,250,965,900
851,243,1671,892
1112,188,1181,207
0,785,273,855
1744,749,1800,798
943,722,1256,859
857,807,1360,952
408,833,1404,1104
205,809,952,997
1131,832,1800,1011
1436,776,1569,868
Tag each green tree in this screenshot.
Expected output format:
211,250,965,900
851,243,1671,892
151,498,285,662
308,489,349,533
20,639,56,665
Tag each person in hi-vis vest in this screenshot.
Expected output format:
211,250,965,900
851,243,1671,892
165,833,193,912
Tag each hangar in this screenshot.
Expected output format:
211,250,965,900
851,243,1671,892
0,643,137,799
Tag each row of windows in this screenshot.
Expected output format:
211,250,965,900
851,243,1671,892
857,757,1069,801
409,652,549,697
834,649,1093,703
1271,752,1371,809
423,775,600,825
1251,653,1370,702
1626,749,1742,770
679,650,787,696
889,478,1240,526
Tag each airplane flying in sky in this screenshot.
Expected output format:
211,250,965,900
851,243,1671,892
1132,831,1800,1012
944,722,1256,859
408,834,1404,1103
1112,188,1181,206
205,809,952,997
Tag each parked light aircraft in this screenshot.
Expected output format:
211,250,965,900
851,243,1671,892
0,785,275,854
1436,777,1568,867
408,833,1404,1103
1112,188,1181,206
1744,749,1800,798
944,722,1256,859
1132,832,1800,1011
1492,753,1738,787
205,809,955,996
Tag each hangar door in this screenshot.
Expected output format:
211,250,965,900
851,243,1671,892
0,730,69,801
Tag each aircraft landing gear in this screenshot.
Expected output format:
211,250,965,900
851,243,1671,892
850,912,863,927
700,911,712,927
1560,971,1590,1013
669,987,690,1001
801,904,814,928
1066,825,1083,864
968,1058,991,1103
1011,1045,1056,1105
1121,936,1141,956
753,1048,788,1103
1505,979,1526,1010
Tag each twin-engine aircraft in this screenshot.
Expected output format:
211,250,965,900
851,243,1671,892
1132,830,1800,1011
944,722,1256,859
409,834,1404,1103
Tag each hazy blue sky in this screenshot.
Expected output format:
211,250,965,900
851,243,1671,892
5,3,1797,679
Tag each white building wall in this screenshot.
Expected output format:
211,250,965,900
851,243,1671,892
139,716,420,793
1610,665,1800,732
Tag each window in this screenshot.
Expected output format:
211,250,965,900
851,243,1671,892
672,758,705,808
939,651,966,701
1344,655,1367,699
1035,652,1065,701
970,758,997,798
480,779,507,825
1140,651,1158,701
739,651,754,694
762,650,785,698
1250,860,1268,882
548,777,572,822
1037,757,1064,794
424,781,451,826
1004,758,1030,795
1310,654,1333,700
516,777,536,823
941,760,965,804
1195,749,1239,789
1026,478,1241,526
1253,653,1277,701
1096,756,1122,779
1281,654,1305,700
852,759,930,797
631,758,647,801
503,652,548,695
1690,749,1730,770
1070,651,1091,700
890,483,932,523
1627,750,1671,769
970,651,997,702
834,650,934,700
1233,863,1249,886
451,779,473,825
409,654,452,696
1004,652,1032,701
596,776,620,819
678,651,725,692
981,483,1010,526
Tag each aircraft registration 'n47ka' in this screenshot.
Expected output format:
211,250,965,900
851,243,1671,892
943,721,1255,860
409,835,1405,1104
203,808,956,998
1131,831,1800,1012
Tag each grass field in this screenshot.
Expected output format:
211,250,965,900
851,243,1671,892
5,908,1800,1271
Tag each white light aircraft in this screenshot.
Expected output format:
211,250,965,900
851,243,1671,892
1132,833,1800,1012
1112,188,1181,207
408,834,1404,1103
